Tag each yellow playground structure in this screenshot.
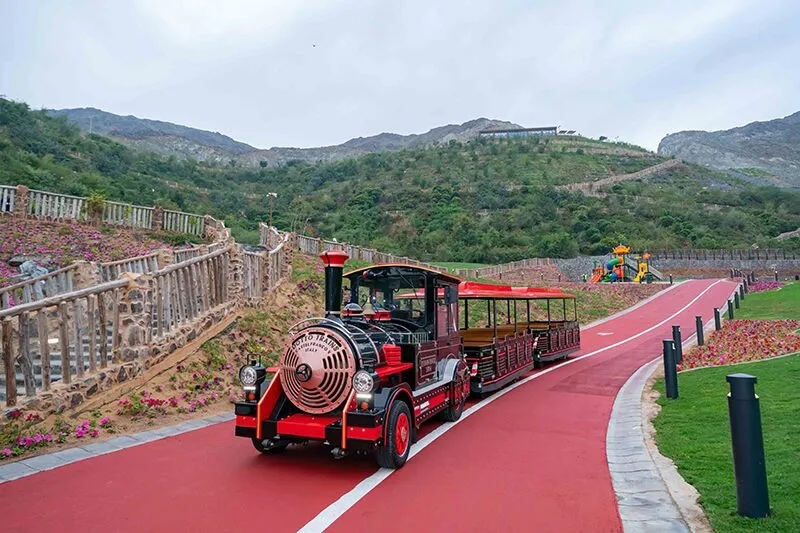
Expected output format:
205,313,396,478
590,245,662,283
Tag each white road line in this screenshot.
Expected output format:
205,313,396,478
298,279,728,533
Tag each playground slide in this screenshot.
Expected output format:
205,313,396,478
590,272,603,283
606,258,620,270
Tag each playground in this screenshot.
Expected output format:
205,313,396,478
590,245,664,283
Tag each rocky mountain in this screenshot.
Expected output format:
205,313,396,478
657,111,800,189
47,107,523,166
236,118,524,167
46,107,256,162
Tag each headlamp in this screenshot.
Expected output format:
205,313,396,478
352,370,375,394
239,365,258,387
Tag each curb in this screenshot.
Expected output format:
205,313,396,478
607,283,740,532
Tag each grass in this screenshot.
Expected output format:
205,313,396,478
430,262,490,273
737,282,800,320
653,355,800,532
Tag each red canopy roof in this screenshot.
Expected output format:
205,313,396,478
396,281,575,300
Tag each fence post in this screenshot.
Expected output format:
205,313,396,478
672,325,683,363
726,373,770,518
695,315,704,346
14,185,29,218
714,308,721,330
728,299,735,320
739,284,745,301
734,292,740,309
663,340,678,399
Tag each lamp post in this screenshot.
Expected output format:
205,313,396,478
267,192,277,230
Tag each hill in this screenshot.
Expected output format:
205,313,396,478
46,107,256,162
3,97,800,262
657,111,800,189
47,105,525,166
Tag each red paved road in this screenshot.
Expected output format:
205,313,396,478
327,279,737,533
0,279,736,533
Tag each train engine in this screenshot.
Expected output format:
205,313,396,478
233,250,469,469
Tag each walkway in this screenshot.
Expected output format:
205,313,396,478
0,279,737,532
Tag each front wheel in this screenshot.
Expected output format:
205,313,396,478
375,401,412,469
252,438,288,454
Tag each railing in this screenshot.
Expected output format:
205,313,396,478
263,224,449,273
650,248,798,261
150,247,230,338
163,210,205,236
99,253,160,282
173,246,202,263
457,257,556,279
27,189,86,221
242,250,264,300
1,185,15,213
3,184,207,236
103,201,154,229
0,265,77,310
1,279,126,405
243,232,290,300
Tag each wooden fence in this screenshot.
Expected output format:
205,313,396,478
150,247,231,338
103,201,153,229
263,224,448,273
3,184,206,236
649,248,798,260
99,253,160,283
1,279,126,405
456,257,557,279
1,185,16,213
0,265,77,310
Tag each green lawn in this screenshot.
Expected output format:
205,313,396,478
653,355,800,532
737,282,800,320
430,262,490,273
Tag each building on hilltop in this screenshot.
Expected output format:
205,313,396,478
478,126,559,138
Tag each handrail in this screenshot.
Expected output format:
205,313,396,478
154,245,230,276
0,264,77,294
0,278,128,319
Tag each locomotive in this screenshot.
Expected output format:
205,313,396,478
233,250,580,469
233,250,469,469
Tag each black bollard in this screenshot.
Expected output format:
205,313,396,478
743,279,749,293
728,299,734,320
714,308,721,330
730,268,734,278
663,340,678,399
774,271,778,282
696,315,704,346
672,325,683,363
740,284,745,300
669,274,673,285
734,292,740,309
727,373,770,518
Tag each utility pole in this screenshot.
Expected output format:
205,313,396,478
267,192,277,230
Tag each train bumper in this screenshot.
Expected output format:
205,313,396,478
234,403,385,452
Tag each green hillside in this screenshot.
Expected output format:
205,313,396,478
2,98,799,262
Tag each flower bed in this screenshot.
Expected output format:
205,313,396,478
0,218,195,287
748,280,784,293
679,319,800,371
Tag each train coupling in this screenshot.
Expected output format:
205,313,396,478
330,447,348,460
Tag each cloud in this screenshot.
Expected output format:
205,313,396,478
1,0,798,152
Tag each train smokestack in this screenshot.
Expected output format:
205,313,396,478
320,250,349,316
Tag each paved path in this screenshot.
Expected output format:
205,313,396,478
0,279,738,532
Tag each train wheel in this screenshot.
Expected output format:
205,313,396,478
375,401,412,469
252,438,288,454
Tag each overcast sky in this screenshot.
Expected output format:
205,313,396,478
2,0,798,152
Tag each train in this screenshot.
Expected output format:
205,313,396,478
233,250,580,469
